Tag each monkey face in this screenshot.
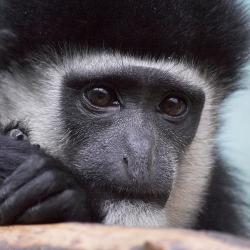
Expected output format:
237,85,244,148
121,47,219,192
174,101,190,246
0,51,216,226
49,53,206,203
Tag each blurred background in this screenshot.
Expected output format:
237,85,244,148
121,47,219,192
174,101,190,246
218,0,250,200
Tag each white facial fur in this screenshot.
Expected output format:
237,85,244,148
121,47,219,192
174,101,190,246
0,51,220,228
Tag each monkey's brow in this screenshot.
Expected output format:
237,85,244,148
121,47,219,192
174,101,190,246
63,69,205,97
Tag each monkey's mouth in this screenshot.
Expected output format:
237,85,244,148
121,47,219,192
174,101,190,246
71,160,172,205
87,179,170,205
75,169,172,205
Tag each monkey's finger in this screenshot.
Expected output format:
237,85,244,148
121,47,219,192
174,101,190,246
0,155,58,203
0,169,72,225
16,189,90,224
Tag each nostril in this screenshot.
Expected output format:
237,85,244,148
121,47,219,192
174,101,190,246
123,157,128,166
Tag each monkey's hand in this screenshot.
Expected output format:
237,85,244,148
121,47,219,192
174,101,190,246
0,135,91,225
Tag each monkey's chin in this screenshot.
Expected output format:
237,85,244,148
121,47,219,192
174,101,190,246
89,188,169,226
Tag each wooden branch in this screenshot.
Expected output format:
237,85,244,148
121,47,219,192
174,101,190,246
0,223,249,250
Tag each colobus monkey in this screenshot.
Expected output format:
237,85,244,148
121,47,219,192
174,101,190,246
0,0,249,237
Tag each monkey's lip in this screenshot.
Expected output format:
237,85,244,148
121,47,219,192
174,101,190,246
113,189,168,201
73,164,172,201
82,169,172,199
88,182,170,204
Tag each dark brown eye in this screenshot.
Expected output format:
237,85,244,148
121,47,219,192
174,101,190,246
85,87,119,108
160,96,188,118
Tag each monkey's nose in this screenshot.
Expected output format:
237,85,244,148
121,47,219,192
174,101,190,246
123,129,156,179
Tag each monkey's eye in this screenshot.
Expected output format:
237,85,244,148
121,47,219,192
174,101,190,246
159,95,188,119
84,87,119,108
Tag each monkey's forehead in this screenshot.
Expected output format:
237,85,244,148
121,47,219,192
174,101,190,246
1,0,249,82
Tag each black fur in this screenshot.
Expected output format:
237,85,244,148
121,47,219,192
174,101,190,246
1,0,249,83
196,156,249,236
0,134,92,224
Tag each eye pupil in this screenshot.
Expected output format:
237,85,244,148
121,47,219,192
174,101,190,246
161,96,187,118
85,87,118,107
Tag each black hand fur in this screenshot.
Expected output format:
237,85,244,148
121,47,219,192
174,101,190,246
0,135,91,224
0,135,39,181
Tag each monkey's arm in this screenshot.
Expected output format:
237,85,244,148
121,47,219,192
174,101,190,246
0,134,91,225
